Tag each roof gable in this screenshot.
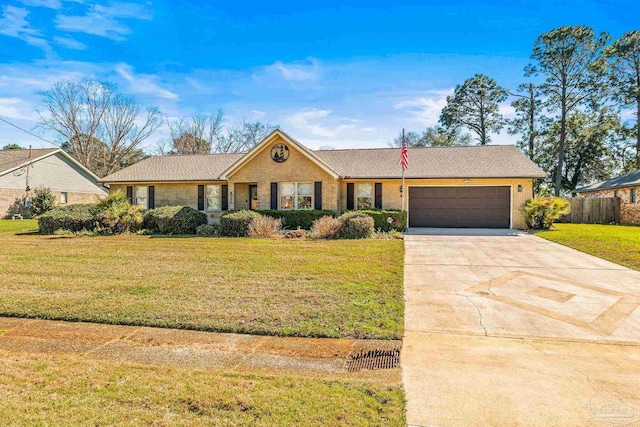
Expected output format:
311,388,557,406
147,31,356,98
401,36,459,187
220,129,339,179
574,169,640,193
0,148,100,181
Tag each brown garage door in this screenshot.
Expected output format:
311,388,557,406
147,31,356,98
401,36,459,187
408,187,511,228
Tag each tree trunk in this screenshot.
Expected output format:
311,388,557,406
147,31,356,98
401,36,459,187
528,84,535,160
555,97,567,196
636,97,640,170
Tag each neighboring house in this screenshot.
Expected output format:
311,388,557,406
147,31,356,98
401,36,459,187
573,170,640,204
0,148,107,218
573,169,640,224
100,130,545,229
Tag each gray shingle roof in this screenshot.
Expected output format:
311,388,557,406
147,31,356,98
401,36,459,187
315,145,546,178
99,153,244,182
574,170,640,193
100,144,545,183
0,148,59,175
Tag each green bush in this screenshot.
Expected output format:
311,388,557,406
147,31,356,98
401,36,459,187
30,187,57,217
343,209,407,232
338,211,375,239
142,206,208,234
38,204,97,234
522,197,571,230
95,192,142,234
255,209,335,230
220,210,262,237
196,224,219,236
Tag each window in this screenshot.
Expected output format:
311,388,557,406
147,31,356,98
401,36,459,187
356,183,373,209
135,186,148,208
614,190,620,198
280,182,313,210
60,192,68,204
632,188,637,203
206,185,221,211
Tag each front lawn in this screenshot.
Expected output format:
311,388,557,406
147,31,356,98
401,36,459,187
0,219,38,234
534,223,640,270
0,232,403,339
0,351,404,426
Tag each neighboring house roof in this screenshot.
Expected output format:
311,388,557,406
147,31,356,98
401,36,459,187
0,148,58,174
574,170,640,193
0,148,101,181
99,131,546,183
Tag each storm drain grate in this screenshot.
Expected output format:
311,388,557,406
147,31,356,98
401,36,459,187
347,348,400,372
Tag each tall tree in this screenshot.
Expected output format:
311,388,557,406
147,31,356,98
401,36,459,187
527,26,609,195
439,74,507,145
390,126,471,147
37,80,161,177
605,30,640,169
507,83,543,160
1,144,22,150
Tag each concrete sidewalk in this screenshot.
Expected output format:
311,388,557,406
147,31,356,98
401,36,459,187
0,317,400,384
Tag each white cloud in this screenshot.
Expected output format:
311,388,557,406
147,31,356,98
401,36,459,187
0,5,51,53
115,63,178,100
56,2,152,41
54,36,86,50
285,108,357,138
264,59,319,82
19,0,63,9
394,89,453,126
0,97,37,121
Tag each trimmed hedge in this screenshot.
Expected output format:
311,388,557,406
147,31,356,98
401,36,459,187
343,209,407,232
142,206,208,235
220,210,262,237
255,209,335,230
38,204,97,234
338,211,374,239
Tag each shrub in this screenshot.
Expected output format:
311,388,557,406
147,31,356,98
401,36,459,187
142,206,208,234
219,210,262,237
196,224,219,236
30,187,57,217
342,209,407,232
522,197,571,230
248,215,282,238
255,209,335,230
310,216,343,239
284,229,307,239
38,204,97,234
95,192,142,234
338,211,375,239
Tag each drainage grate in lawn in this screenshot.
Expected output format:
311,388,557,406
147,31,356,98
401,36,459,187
347,347,401,372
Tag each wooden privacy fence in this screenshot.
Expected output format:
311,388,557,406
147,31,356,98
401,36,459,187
561,197,620,224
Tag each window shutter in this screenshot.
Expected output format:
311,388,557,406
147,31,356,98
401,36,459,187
126,186,133,204
221,185,229,211
314,181,322,210
374,183,382,209
148,186,155,209
270,182,278,209
346,183,355,210
197,185,205,211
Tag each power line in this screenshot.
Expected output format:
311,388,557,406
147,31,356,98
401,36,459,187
0,115,59,147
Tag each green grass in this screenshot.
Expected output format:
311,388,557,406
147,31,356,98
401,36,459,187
0,351,404,426
534,223,640,270
0,232,404,339
0,219,38,234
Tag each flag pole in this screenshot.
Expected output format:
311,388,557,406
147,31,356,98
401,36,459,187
401,129,406,212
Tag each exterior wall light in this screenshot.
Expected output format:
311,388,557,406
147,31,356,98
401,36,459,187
518,185,523,192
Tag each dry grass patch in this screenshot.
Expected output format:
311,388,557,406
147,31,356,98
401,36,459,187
0,351,404,426
0,233,403,339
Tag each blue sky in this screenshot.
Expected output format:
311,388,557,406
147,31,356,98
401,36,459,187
0,0,638,150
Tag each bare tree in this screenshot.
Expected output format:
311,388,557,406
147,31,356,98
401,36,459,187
37,80,161,177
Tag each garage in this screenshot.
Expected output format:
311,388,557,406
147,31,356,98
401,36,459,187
408,186,511,228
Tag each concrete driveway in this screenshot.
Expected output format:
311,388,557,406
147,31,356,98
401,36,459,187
402,229,640,427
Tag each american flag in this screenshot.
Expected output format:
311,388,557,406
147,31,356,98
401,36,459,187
398,141,408,170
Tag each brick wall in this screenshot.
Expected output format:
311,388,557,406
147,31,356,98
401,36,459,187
621,203,640,225
0,188,102,219
581,187,639,203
